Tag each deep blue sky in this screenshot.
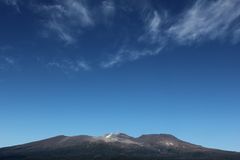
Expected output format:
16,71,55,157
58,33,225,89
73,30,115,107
0,0,240,151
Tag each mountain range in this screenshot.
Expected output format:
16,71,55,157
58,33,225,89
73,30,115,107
0,133,239,160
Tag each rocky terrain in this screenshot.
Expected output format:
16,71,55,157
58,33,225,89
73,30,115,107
0,133,239,160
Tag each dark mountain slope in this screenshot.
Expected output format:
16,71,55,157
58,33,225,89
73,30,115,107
0,133,239,160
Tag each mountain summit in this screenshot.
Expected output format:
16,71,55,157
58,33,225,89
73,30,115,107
0,133,239,160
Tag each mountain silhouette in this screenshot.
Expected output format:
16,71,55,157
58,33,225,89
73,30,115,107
0,133,239,160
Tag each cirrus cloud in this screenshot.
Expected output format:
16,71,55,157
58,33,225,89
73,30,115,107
102,0,240,68
1,0,240,70
168,0,240,44
36,0,94,44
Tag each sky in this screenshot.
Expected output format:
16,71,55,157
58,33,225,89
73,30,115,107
0,0,240,152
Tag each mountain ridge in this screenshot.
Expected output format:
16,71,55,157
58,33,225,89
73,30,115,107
0,133,239,160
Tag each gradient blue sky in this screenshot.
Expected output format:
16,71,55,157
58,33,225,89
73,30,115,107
0,0,240,152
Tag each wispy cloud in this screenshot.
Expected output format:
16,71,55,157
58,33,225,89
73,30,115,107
2,0,240,70
37,0,93,44
140,9,168,49
145,10,162,41
140,10,163,42
168,0,240,44
148,11,161,33
0,45,16,71
101,54,122,68
102,0,240,68
0,55,15,71
101,46,163,68
102,0,115,17
47,20,75,44
101,0,115,25
2,0,18,6
2,0,21,12
4,56,15,65
77,60,91,71
102,9,167,68
142,0,240,46
47,58,91,73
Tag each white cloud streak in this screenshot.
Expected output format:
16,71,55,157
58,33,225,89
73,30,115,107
102,9,167,68
37,0,93,44
168,0,240,44
148,11,161,34
138,10,167,43
102,0,115,17
35,0,117,44
48,59,91,73
101,46,163,68
103,0,240,68
2,0,240,70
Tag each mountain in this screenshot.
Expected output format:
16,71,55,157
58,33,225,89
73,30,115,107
0,133,239,160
